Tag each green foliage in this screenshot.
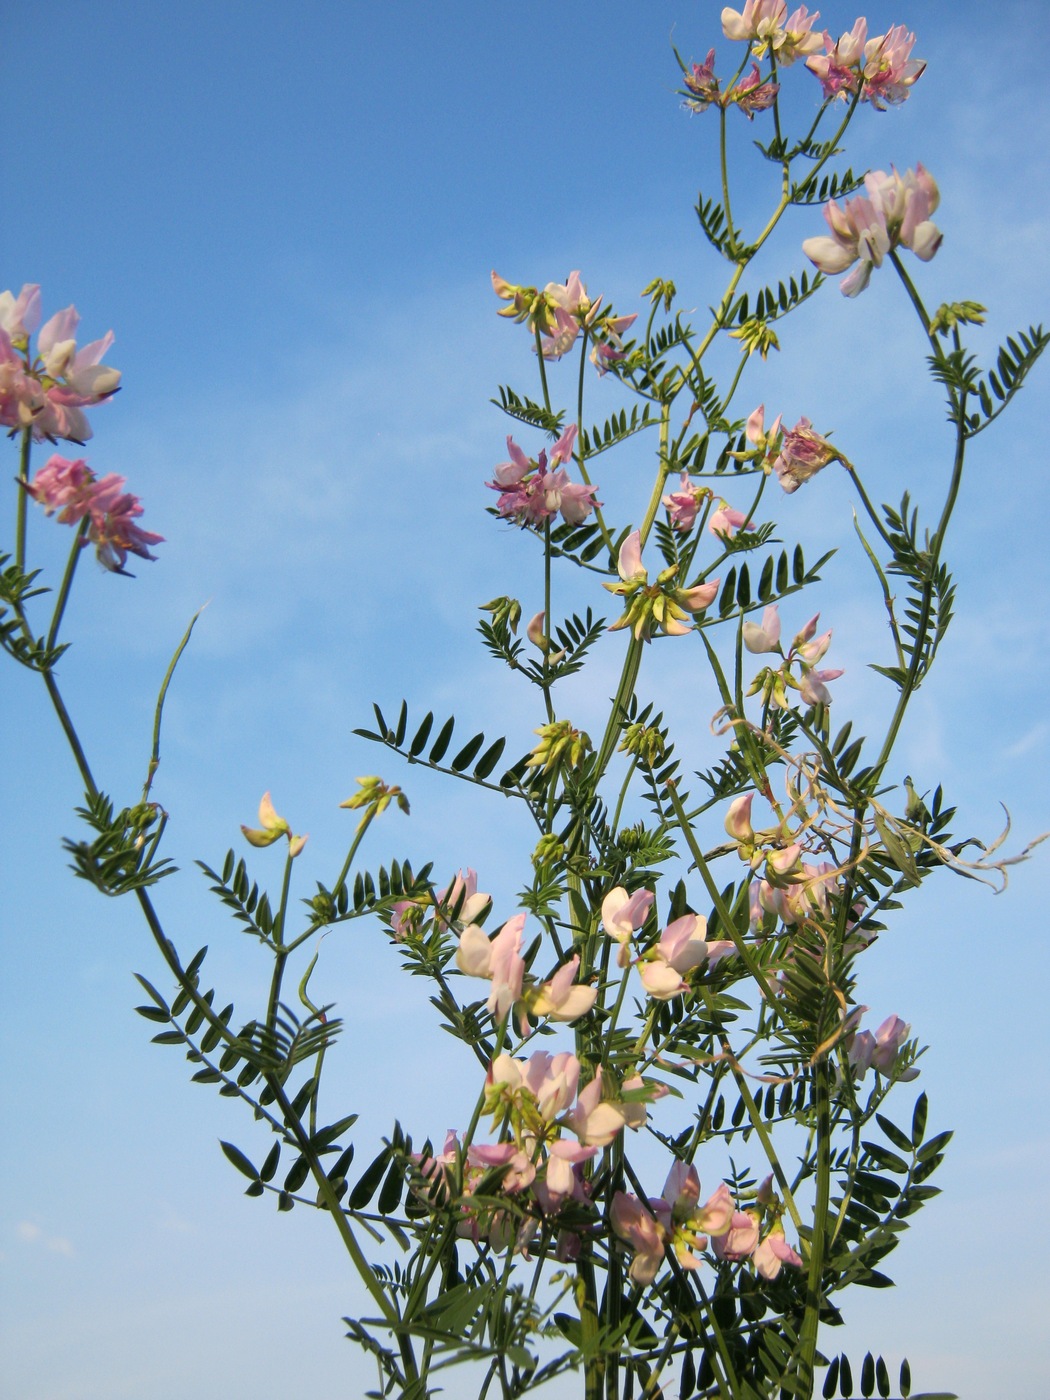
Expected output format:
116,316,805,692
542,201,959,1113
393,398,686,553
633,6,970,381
65,791,175,894
0,554,68,671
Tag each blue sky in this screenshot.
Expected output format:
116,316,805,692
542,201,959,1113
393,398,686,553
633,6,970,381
3,2,1049,1397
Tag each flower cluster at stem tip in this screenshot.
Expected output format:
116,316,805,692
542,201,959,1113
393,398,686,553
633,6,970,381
5,285,164,573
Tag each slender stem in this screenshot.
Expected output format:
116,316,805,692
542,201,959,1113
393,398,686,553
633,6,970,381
264,848,296,1035
796,1058,831,1392
46,522,89,657
15,428,31,571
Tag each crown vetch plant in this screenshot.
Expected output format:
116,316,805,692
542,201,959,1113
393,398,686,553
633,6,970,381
4,8,1048,1400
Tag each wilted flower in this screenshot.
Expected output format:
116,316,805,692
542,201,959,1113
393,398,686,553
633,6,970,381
773,417,839,492
728,63,780,118
682,49,721,112
83,475,165,573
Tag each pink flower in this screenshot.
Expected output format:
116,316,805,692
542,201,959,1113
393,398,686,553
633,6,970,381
605,531,719,641
754,1228,803,1279
865,165,942,261
411,1128,460,1206
24,454,97,523
662,473,706,531
435,868,491,928
709,499,755,538
487,425,599,526
601,886,654,966
611,1191,667,1284
26,455,163,573
725,793,757,846
466,1142,536,1193
0,287,120,442
712,1210,760,1261
803,166,940,296
849,1013,918,1080
538,271,601,360
567,1066,628,1147
805,17,868,98
743,603,782,653
537,1140,596,1213
488,1049,582,1122
773,418,838,492
861,25,926,109
721,2,823,64
531,954,598,1023
639,913,714,1001
456,913,526,1025
0,284,42,343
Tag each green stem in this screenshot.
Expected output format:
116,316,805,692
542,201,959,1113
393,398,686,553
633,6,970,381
46,521,89,657
15,428,31,571
796,1058,831,1393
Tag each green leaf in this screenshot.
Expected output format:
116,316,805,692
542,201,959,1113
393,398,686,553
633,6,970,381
220,1140,259,1180
875,1113,914,1154
348,1147,390,1210
911,1092,928,1146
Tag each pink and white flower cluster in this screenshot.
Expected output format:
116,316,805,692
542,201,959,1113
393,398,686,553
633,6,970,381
662,474,758,537
738,404,841,493
612,1162,802,1284
602,886,734,994
491,270,637,367
487,424,599,528
806,19,925,108
412,1054,665,1257
743,604,844,707
26,453,163,573
1,285,121,443
720,3,824,65
803,165,942,297
605,530,719,642
456,911,596,1032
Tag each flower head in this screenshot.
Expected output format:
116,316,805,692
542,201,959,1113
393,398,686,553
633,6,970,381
0,285,120,442
605,531,718,641
803,166,941,295
24,454,163,574
487,426,599,527
772,417,839,492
